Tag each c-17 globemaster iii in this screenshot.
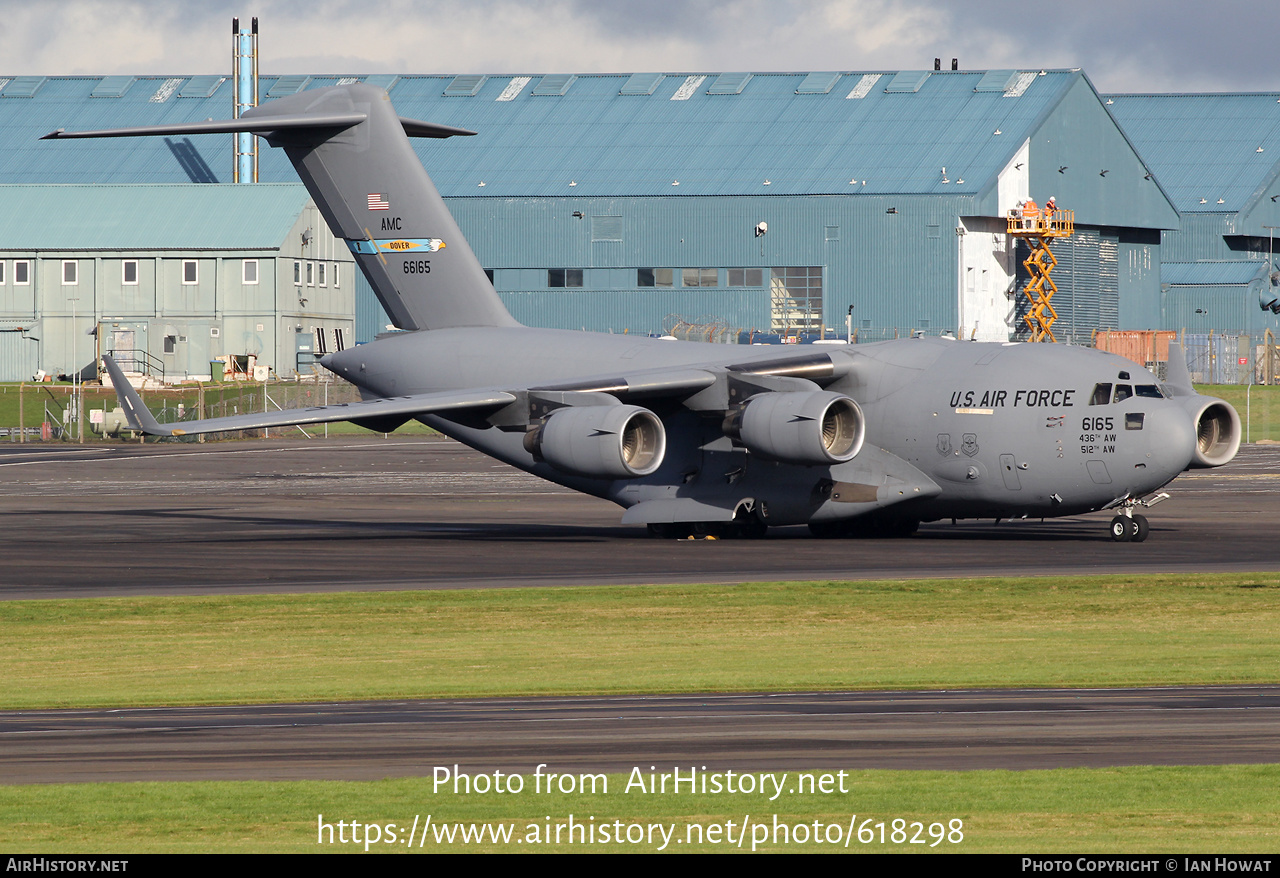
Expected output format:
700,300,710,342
46,83,1240,542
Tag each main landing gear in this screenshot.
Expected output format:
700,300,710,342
1108,492,1168,543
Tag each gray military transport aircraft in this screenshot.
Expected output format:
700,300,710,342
46,83,1241,542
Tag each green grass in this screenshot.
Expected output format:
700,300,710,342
2,766,1277,852
3,574,1280,710
3,574,1279,852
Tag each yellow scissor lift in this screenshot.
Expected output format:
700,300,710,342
1006,207,1075,342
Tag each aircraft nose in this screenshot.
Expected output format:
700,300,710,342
1145,401,1197,476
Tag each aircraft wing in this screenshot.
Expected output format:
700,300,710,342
102,355,515,438
103,347,841,439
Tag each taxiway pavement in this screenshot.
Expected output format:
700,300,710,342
3,687,1278,783
0,436,1277,600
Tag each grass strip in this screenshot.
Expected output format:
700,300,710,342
1,766,1277,852
2,574,1279,710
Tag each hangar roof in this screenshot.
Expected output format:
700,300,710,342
0,183,310,250
0,70,1086,198
1106,93,1280,214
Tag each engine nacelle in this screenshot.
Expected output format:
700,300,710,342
526,404,666,480
724,391,865,465
1180,395,1241,468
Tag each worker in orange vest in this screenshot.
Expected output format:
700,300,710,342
1022,197,1039,229
1043,196,1057,229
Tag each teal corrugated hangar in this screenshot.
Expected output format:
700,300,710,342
0,182,353,382
0,69,1174,374
1107,93,1280,336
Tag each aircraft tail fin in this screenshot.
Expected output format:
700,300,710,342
1164,341,1196,396
44,84,517,333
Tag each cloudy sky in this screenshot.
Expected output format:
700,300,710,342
2,0,1276,94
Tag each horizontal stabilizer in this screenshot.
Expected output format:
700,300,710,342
42,114,475,141
102,355,514,437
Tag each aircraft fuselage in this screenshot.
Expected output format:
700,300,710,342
325,328,1202,529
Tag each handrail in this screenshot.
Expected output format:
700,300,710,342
1006,208,1075,236
105,347,165,383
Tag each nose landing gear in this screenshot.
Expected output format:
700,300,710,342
1108,492,1168,543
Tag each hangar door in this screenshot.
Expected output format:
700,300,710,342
1016,229,1118,343
0,330,38,382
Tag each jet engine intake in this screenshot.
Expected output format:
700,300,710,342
525,404,666,479
1181,395,1241,468
724,391,865,465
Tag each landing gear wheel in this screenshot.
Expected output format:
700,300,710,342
1131,514,1149,543
1109,516,1133,542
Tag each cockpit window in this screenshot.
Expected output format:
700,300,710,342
1136,384,1163,399
1090,383,1113,406
1126,413,1145,430
1113,384,1133,403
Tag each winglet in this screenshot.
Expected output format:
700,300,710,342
102,355,174,436
1164,341,1195,397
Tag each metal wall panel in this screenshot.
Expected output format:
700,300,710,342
1117,235,1161,328
1162,286,1252,335
425,193,966,341
1160,214,1238,262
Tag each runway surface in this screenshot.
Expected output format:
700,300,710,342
3,687,1278,784
0,436,1278,600
2,436,1278,784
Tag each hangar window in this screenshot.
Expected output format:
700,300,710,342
293,260,302,286
637,268,673,287
163,335,176,354
682,268,718,287
769,266,823,333
122,260,138,285
333,264,340,288
182,260,198,284
14,261,29,285
242,259,259,285
62,261,78,285
1089,383,1112,406
484,269,494,285
0,262,5,285
306,261,315,286
548,269,583,288
318,263,326,287
728,268,764,287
